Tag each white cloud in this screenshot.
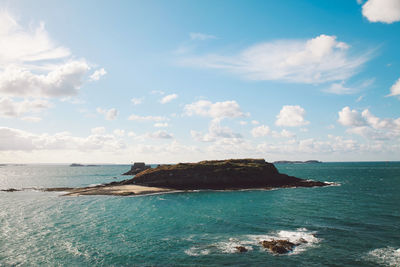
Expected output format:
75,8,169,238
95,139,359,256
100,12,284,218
251,125,270,137
147,130,174,139
154,122,168,128
181,34,369,84
91,127,106,135
0,127,125,151
276,105,309,127
0,61,90,98
337,106,366,126
113,129,125,137
362,0,400,23
89,68,106,81
251,120,260,125
388,77,400,96
0,97,51,118
239,121,248,125
131,97,143,105
160,93,178,104
21,116,42,122
0,12,93,99
191,119,242,142
97,107,118,120
128,114,167,122
325,82,356,94
338,106,400,140
273,129,296,138
0,11,70,67
189,32,217,41
184,100,245,119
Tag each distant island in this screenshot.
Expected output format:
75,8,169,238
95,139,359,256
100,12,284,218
70,163,99,167
273,160,322,164
45,159,329,196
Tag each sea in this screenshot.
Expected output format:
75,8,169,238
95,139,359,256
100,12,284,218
0,162,399,266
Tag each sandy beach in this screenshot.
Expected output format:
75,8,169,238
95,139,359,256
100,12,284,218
61,185,174,196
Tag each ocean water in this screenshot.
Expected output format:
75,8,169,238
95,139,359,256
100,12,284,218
0,162,399,266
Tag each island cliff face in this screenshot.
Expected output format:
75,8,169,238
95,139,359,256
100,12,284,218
118,159,327,190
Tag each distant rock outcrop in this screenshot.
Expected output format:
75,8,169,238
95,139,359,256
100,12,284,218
122,162,151,175
117,159,328,190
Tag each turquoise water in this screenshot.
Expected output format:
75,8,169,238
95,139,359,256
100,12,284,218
0,163,399,266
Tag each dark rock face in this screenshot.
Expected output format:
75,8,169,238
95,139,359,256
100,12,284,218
118,159,328,190
123,162,151,175
260,240,296,254
235,246,248,253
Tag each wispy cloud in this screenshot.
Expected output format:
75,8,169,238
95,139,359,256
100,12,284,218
180,34,371,84
160,93,178,104
189,32,217,41
89,68,107,81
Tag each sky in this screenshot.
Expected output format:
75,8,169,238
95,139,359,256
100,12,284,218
0,0,400,163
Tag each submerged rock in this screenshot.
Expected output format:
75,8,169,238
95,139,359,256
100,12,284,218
123,162,151,175
118,159,328,190
260,240,296,254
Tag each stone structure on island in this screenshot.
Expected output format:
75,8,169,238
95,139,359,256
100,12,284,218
118,159,328,190
122,162,151,175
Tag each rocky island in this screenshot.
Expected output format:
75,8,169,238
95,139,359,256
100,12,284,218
44,159,329,196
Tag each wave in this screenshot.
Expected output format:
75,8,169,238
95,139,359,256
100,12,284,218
366,247,400,267
184,228,320,256
246,228,320,255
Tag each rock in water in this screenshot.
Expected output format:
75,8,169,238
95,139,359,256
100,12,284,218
235,246,248,253
117,159,328,190
260,240,296,254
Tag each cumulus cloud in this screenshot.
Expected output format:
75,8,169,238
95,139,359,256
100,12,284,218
147,130,174,139
0,97,51,118
181,34,369,84
0,61,90,98
89,68,106,81
154,122,168,128
338,106,400,140
362,0,400,23
337,106,366,126
128,114,167,122
160,93,178,104
184,100,245,119
388,77,400,96
97,107,118,120
251,125,270,137
191,119,242,142
276,105,309,127
189,32,217,41
272,129,296,138
0,127,125,151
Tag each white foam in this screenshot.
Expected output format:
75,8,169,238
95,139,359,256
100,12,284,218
184,228,320,256
366,247,400,267
324,181,341,186
246,228,320,255
184,247,210,256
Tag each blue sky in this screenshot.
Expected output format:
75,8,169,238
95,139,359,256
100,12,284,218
1,0,400,163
